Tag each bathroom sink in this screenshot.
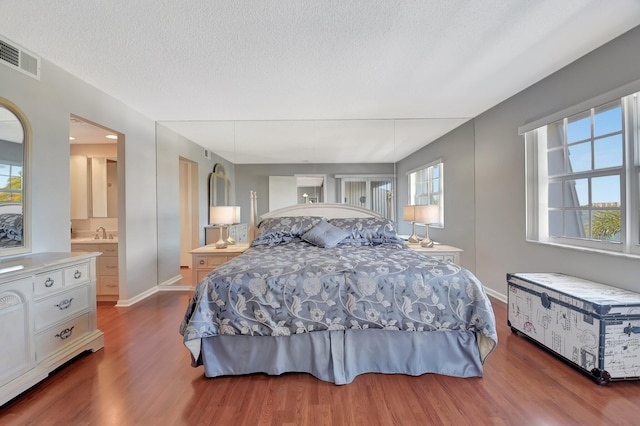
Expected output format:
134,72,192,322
71,237,118,243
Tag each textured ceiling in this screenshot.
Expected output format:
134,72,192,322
1,1,639,163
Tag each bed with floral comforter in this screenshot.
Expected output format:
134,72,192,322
180,214,497,384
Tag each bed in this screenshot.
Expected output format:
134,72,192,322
180,203,497,384
0,203,23,247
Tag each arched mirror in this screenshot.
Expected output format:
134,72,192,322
0,97,30,257
209,163,229,207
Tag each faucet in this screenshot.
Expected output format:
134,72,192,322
96,226,107,239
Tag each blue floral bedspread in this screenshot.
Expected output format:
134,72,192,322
180,242,497,363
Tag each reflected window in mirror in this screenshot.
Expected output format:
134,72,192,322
0,98,31,257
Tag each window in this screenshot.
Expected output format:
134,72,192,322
407,160,443,227
525,93,640,255
0,162,22,202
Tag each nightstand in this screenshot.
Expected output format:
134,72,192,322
407,243,462,264
190,243,250,283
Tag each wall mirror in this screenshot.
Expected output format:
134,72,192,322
268,175,326,211
0,98,30,257
296,175,325,204
209,163,229,207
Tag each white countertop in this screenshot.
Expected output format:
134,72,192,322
71,237,118,244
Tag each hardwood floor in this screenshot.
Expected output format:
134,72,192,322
1,292,639,425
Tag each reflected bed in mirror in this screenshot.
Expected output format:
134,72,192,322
0,98,30,257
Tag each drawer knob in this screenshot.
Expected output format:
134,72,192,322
199,259,205,265
55,326,75,340
74,270,82,279
44,278,55,288
55,298,74,310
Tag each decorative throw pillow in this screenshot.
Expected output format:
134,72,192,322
251,216,324,246
302,220,351,248
327,217,401,245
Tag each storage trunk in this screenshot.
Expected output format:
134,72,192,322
507,272,640,385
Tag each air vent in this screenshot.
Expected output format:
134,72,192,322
0,36,40,80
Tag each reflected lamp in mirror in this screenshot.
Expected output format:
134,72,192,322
209,206,235,249
225,206,241,245
403,205,420,243
414,205,440,248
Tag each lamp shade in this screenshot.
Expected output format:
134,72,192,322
403,205,416,221
209,206,236,225
231,206,241,224
414,204,439,225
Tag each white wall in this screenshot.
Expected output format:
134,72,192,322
0,56,158,302
155,124,235,285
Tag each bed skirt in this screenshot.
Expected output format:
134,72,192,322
199,329,483,385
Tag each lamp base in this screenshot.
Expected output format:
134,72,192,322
408,222,419,243
420,225,434,247
420,238,434,248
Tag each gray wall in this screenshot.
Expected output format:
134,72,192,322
396,121,476,272
155,124,235,284
397,25,640,299
0,56,158,302
235,163,395,223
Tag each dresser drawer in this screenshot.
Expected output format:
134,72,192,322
34,270,64,295
194,254,231,269
64,262,91,287
98,257,119,276
36,313,91,361
34,285,90,331
99,276,119,295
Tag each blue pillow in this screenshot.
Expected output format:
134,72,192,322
251,216,324,246
327,217,401,245
302,220,351,248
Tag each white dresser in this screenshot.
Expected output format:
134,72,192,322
0,252,104,406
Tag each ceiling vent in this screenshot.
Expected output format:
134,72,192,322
0,36,41,80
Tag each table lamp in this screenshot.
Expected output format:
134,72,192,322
414,204,440,248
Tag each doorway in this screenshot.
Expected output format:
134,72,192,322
179,157,199,269
69,115,122,302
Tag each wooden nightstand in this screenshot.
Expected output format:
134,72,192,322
190,243,250,283
407,243,462,264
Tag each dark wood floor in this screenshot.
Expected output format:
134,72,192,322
1,291,639,425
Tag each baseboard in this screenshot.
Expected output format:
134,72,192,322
158,274,182,287
158,285,194,292
114,276,193,307
484,286,507,304
115,286,159,307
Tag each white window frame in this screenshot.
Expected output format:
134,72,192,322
0,161,23,202
524,90,640,257
407,159,444,228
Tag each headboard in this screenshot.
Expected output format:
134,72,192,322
261,203,382,220
248,195,382,241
